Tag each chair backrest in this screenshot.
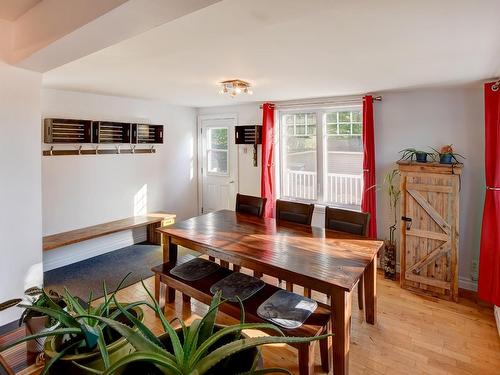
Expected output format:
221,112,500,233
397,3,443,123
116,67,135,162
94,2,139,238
276,199,314,225
324,206,370,237
235,194,267,217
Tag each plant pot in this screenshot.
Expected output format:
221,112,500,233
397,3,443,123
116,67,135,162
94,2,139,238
440,154,453,164
415,152,428,163
25,316,57,353
383,241,397,280
121,325,261,375
43,306,144,375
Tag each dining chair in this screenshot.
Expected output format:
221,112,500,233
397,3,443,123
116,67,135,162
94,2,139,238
275,199,314,225
275,199,314,291
235,193,267,217
325,206,370,309
231,194,267,273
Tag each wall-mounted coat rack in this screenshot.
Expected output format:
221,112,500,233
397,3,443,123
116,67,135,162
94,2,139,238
43,118,163,156
235,125,262,167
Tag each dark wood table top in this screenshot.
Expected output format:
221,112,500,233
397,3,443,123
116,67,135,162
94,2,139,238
43,213,176,251
157,210,383,292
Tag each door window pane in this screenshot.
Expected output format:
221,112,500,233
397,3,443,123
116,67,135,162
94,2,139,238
282,113,317,200
207,127,228,174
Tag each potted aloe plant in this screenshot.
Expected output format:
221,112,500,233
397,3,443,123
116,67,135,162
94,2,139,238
1,275,146,375
73,281,331,375
434,145,465,164
0,287,66,353
399,148,434,163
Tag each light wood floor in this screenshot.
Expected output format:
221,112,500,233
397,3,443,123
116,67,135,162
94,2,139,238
110,272,500,375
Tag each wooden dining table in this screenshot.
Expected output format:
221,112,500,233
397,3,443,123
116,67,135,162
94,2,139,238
157,210,383,375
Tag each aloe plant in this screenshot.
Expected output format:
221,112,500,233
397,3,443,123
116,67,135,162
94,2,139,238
1,273,147,375
74,280,332,375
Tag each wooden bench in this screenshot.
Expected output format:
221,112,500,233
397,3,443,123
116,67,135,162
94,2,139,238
152,255,332,375
43,213,176,251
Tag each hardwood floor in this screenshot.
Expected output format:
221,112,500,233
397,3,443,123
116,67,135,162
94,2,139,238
109,271,500,375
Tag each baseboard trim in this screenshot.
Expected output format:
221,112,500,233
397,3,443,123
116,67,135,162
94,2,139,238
43,228,147,271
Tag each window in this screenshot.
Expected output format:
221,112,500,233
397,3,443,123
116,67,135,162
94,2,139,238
280,106,363,209
207,127,228,174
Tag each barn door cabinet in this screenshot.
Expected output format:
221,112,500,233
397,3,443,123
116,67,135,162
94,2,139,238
398,162,462,302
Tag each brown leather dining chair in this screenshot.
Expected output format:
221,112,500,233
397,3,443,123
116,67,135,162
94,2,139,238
275,199,315,291
275,199,314,225
235,193,267,217
325,206,370,309
228,194,267,273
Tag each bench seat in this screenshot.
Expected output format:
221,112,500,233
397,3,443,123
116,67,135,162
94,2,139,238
43,213,175,251
152,255,332,374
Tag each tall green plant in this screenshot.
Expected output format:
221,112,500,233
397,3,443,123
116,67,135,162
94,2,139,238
1,274,146,375
75,281,332,375
383,169,401,245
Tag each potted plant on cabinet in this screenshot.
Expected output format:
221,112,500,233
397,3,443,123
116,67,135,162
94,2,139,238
1,275,146,375
399,148,434,163
433,145,465,164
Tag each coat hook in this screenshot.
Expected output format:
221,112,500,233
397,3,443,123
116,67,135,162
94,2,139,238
131,145,136,154
49,146,54,156
78,145,82,155
95,145,99,155
116,145,121,154
150,145,155,153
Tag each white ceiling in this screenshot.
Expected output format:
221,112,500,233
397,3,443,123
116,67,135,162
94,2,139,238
0,0,40,21
42,0,500,107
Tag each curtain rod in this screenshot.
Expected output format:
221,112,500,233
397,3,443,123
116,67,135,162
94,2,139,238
493,79,500,92
260,96,382,109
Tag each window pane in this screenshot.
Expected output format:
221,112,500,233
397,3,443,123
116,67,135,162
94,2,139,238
325,108,363,208
285,115,294,125
209,128,227,150
326,112,337,124
208,150,228,174
327,123,338,135
282,113,317,200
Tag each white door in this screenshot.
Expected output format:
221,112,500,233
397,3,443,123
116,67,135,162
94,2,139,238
199,115,238,214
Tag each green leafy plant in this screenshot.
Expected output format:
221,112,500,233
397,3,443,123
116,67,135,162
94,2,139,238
399,148,435,163
1,274,146,375
74,281,332,375
432,145,465,164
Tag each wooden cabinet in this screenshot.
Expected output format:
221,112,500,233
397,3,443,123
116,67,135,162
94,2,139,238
398,162,461,302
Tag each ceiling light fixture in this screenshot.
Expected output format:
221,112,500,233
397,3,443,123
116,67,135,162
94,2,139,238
218,79,253,97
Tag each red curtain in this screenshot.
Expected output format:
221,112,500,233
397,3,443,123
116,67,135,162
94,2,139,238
478,82,500,306
261,103,275,218
361,95,377,238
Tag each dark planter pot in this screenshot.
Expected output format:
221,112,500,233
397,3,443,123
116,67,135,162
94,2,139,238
121,326,261,375
415,152,428,163
383,241,397,280
440,154,453,164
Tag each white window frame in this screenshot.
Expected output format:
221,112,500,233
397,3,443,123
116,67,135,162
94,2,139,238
278,105,363,209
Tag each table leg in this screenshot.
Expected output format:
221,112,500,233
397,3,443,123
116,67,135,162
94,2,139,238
331,288,352,375
364,257,377,325
162,234,177,302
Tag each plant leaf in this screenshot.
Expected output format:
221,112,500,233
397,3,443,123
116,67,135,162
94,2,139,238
71,361,103,374
98,272,131,316
101,351,182,375
41,340,81,375
96,325,110,369
189,323,286,369
193,334,332,374
238,368,292,375
197,291,221,346
140,279,184,364
113,298,164,349
17,304,80,328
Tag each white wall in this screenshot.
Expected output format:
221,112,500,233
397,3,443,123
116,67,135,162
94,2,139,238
0,63,43,325
41,89,198,269
196,85,485,290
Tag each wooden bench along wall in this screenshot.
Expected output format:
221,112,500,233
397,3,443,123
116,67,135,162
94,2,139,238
43,213,176,251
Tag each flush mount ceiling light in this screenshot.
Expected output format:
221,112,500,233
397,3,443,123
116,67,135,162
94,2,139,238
218,79,253,97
